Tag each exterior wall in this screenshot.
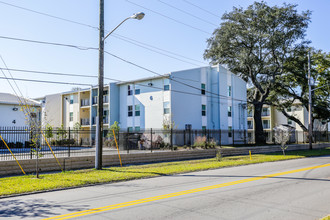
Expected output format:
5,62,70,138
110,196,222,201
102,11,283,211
119,78,166,130
0,104,30,127
40,93,62,128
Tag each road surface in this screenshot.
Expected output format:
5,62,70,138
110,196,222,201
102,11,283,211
0,156,329,220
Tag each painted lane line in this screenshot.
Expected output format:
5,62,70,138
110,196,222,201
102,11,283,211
44,163,330,220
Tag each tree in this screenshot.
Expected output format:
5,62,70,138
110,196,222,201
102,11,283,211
273,125,293,155
268,49,330,132
204,2,311,144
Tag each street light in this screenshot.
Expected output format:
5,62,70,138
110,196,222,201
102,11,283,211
96,1,145,170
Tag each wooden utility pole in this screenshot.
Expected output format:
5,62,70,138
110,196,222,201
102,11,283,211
96,0,104,169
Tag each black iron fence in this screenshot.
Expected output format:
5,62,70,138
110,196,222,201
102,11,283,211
0,127,329,161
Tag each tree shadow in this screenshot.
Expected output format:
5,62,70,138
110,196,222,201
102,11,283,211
106,168,168,176
0,199,89,218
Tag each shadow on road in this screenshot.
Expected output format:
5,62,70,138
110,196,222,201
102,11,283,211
0,199,88,218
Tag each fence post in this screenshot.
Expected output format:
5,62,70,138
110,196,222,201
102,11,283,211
68,127,71,157
219,129,221,148
170,128,173,151
126,128,129,154
150,128,153,153
232,129,235,146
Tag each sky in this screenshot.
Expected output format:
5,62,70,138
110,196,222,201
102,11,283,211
0,0,329,99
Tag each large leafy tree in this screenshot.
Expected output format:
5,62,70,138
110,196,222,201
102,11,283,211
204,2,311,144
268,48,330,132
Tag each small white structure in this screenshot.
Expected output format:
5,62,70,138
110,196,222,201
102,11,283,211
0,93,41,128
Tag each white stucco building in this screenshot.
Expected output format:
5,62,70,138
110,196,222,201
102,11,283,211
0,93,41,128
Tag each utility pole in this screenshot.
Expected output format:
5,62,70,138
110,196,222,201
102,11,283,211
96,0,104,169
308,51,313,150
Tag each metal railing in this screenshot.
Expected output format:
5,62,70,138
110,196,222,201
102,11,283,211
0,127,329,161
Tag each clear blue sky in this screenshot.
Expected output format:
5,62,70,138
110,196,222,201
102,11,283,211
0,0,329,98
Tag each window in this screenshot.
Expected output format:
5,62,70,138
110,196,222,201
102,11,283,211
135,105,140,116
202,105,206,116
127,127,133,132
69,112,73,121
228,86,232,97
70,95,74,104
164,102,170,114
127,85,133,96
202,126,206,131
103,90,108,95
104,110,108,116
128,105,133,117
262,107,270,116
228,106,232,117
164,78,170,91
135,89,140,95
201,83,206,95
288,119,293,125
247,120,253,129
135,126,140,131
262,120,270,129
164,85,170,91
228,126,232,137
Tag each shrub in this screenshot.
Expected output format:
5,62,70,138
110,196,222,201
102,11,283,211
208,139,217,149
193,136,207,148
216,150,222,161
7,142,15,148
24,141,31,148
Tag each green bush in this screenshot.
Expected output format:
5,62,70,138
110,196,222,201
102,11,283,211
16,142,23,148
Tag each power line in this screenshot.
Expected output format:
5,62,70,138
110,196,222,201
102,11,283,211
0,1,206,66
157,0,218,27
0,0,99,30
0,35,98,50
0,77,93,86
0,66,247,104
0,34,246,103
182,0,222,19
125,0,211,35
112,33,207,65
109,35,200,66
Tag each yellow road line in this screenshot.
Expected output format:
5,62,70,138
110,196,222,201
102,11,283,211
44,163,330,220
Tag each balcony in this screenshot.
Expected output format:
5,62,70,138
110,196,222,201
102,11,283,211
103,95,108,103
92,116,109,125
81,118,90,126
81,99,90,107
92,96,98,105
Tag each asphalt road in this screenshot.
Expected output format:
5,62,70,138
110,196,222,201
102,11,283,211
1,156,330,220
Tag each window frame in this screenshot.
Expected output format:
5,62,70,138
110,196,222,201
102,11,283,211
135,105,140,116
202,104,206,116
128,105,133,117
201,83,206,95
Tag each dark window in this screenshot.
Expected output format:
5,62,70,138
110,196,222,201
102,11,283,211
164,85,170,91
128,105,133,117
201,83,205,95
202,105,206,116
135,105,140,116
135,89,140,95
228,106,232,117
228,126,232,137
128,85,133,96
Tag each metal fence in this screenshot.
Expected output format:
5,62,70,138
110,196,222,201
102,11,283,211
0,127,329,161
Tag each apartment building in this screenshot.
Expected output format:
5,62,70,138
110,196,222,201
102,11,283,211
247,102,327,143
37,65,247,145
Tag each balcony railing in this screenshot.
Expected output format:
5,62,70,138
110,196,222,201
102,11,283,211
92,116,108,125
92,96,98,105
81,99,90,106
81,118,90,126
103,95,108,103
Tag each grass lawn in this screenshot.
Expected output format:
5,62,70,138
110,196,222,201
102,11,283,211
0,148,330,197
321,215,330,220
